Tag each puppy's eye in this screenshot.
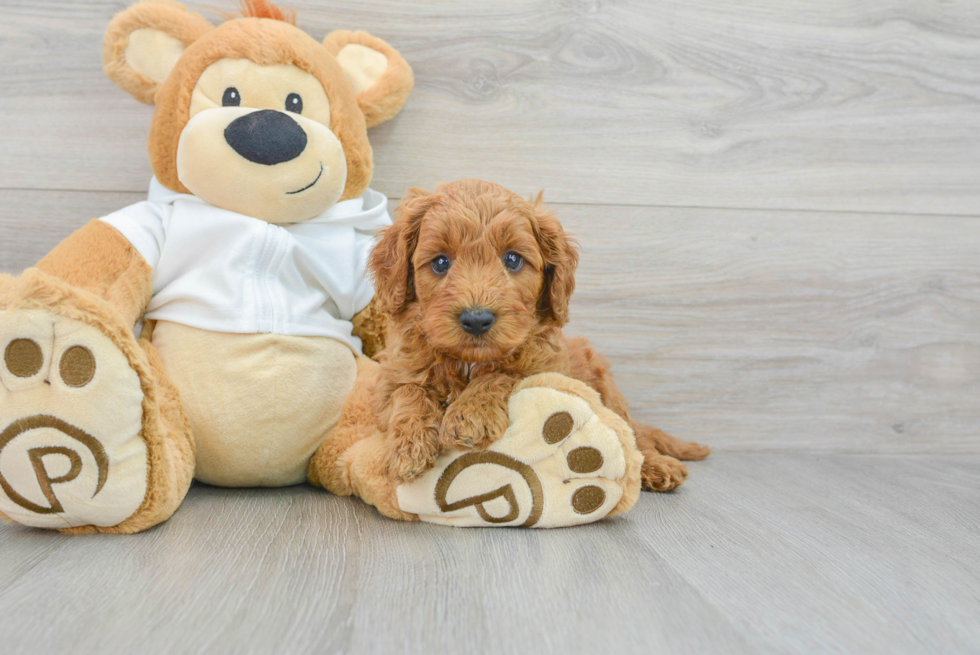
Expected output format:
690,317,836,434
222,87,241,107
286,93,303,114
431,255,451,275
503,251,524,272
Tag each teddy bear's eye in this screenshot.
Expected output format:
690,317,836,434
286,93,303,114
222,87,241,107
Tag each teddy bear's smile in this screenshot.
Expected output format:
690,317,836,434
286,162,324,195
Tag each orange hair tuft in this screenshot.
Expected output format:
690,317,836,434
236,0,296,24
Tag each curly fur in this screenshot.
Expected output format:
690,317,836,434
368,179,709,489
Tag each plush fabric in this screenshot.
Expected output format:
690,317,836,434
324,31,414,129
104,2,413,204
103,0,213,105
0,0,413,534
0,270,195,534
335,44,387,96
151,321,356,486
100,179,390,351
0,310,147,528
35,220,153,328
176,59,349,221
125,28,187,87
1,0,684,534
145,18,374,201
350,297,389,359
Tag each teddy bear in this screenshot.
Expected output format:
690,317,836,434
0,0,413,533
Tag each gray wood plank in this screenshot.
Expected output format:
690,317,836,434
630,453,980,655
1,2,977,654
554,202,980,454
0,454,976,654
2,1,980,214
0,517,73,590
7,190,978,453
0,485,756,655
0,189,142,272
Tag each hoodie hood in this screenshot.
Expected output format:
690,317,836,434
147,177,390,233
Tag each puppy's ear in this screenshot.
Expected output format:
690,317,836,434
324,30,414,128
531,192,579,326
371,188,433,314
103,1,213,105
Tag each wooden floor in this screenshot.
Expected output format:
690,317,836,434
1,455,978,654
1,1,979,653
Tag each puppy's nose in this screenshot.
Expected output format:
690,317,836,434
459,308,496,336
224,110,308,165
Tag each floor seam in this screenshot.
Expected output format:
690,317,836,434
1,187,980,220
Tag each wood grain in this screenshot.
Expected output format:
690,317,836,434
0,455,976,654
631,453,980,654
2,2,979,653
4,191,978,454
555,202,980,454
1,1,980,214
0,189,141,272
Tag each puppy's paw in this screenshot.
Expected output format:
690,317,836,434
439,402,509,451
640,453,688,492
381,437,438,484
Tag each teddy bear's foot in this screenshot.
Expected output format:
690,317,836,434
0,269,195,533
0,309,148,529
396,373,643,528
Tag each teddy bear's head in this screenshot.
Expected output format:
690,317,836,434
103,0,413,224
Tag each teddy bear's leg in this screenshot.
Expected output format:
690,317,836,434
0,271,195,534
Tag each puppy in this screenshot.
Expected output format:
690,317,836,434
369,179,709,490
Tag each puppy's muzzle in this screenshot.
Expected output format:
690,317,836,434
224,110,308,165
459,308,496,336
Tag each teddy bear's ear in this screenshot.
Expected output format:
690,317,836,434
103,1,213,105
324,30,414,128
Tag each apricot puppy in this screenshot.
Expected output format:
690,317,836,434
369,179,709,490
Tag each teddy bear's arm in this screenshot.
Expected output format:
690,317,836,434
35,219,153,327
351,295,388,359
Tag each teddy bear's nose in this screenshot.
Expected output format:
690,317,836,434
224,109,308,166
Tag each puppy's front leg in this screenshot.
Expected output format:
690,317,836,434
439,374,519,451
381,384,444,482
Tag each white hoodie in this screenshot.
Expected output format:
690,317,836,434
100,178,391,354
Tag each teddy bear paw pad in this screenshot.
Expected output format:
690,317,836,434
396,382,639,528
0,310,147,529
